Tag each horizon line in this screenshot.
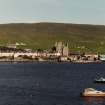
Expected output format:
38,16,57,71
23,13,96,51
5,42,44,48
0,21,104,26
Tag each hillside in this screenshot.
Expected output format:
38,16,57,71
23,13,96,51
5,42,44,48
0,22,105,53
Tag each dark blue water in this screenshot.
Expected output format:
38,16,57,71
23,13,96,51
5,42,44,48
0,62,105,105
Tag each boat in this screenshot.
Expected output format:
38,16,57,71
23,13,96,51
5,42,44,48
94,77,105,83
82,88,105,96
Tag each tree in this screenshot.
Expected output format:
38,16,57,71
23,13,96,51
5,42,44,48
51,46,56,52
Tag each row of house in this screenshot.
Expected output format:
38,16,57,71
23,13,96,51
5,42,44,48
0,42,104,62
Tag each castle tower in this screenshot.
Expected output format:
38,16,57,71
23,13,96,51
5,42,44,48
55,41,69,56
63,43,69,56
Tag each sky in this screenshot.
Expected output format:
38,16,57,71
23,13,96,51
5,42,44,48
0,0,105,25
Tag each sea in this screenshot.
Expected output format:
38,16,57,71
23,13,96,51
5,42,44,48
0,62,105,105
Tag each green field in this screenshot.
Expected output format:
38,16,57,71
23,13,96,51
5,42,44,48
0,22,105,53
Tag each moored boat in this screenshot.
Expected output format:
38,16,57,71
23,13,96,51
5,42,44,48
94,77,105,83
82,88,105,97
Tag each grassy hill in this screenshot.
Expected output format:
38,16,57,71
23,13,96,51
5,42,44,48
0,22,105,53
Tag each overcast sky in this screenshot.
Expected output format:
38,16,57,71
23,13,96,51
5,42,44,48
0,0,105,25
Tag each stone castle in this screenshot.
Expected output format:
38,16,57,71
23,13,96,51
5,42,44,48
55,41,69,56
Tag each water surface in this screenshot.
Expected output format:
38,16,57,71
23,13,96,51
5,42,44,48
0,62,104,105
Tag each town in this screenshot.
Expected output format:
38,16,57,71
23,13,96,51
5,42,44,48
0,41,104,63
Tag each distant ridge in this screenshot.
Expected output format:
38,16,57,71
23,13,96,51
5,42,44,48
0,22,105,53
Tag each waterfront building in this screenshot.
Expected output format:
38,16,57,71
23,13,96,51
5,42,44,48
84,53,99,61
60,56,68,61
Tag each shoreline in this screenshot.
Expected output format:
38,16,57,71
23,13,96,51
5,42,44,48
0,59,102,64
